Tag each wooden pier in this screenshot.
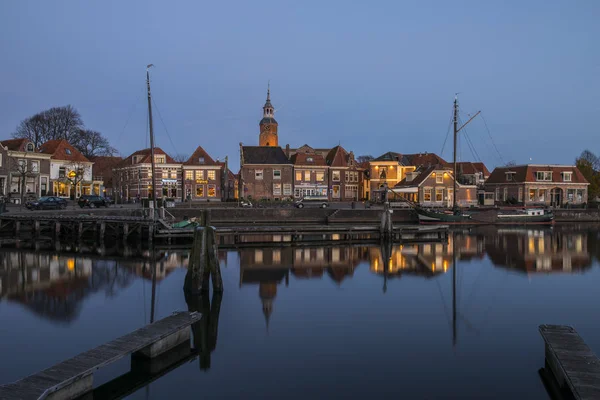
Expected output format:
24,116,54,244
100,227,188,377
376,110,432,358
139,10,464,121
0,311,201,400
539,324,600,400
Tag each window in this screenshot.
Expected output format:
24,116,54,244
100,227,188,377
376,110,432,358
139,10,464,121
207,184,216,197
304,171,310,181
423,188,432,202
379,167,387,179
562,172,572,182
26,143,34,152
436,173,443,184
576,189,584,203
538,189,546,202
306,157,313,162
273,183,282,195
148,169,152,178
529,189,536,201
207,170,216,180
435,188,443,202
155,155,165,163
503,188,508,201
316,171,324,182
295,171,302,181
518,187,523,202
31,161,39,173
59,167,66,178
283,184,292,196
345,171,349,182
0,153,2,167
332,170,340,182
332,185,340,198
506,173,513,181
196,185,204,197
65,148,72,155
273,170,281,179
199,157,205,164
195,170,204,180
536,171,552,181
345,185,358,199
495,188,500,201
170,170,177,179
185,170,193,180
255,170,263,180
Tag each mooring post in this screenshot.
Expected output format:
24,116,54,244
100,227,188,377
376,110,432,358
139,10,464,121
99,221,106,241
34,220,40,238
15,220,20,238
78,222,83,241
123,223,129,242
54,221,61,239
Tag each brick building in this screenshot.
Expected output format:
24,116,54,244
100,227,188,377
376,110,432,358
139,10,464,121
326,145,362,201
182,146,223,202
290,149,329,198
0,139,52,203
484,164,589,207
391,165,478,207
239,145,293,200
113,148,182,202
88,156,123,197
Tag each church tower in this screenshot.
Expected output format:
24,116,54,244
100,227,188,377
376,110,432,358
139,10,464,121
259,84,278,147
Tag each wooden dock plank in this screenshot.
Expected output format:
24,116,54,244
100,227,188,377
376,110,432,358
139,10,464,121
540,324,600,400
0,311,201,400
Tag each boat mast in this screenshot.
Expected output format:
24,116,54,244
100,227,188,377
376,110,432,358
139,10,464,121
452,233,457,346
146,65,157,213
453,95,458,211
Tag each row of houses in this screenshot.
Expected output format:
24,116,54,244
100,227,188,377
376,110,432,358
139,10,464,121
0,138,107,203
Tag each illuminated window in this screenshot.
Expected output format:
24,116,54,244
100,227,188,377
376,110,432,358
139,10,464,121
435,188,443,202
196,185,204,197
423,188,432,202
529,189,536,201
304,171,310,181
316,171,324,181
208,170,216,180
332,170,340,182
436,174,443,184
332,185,340,198
185,170,193,180
295,171,302,181
207,184,216,197
196,170,204,180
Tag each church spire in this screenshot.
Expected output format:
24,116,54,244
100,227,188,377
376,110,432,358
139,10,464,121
263,82,274,118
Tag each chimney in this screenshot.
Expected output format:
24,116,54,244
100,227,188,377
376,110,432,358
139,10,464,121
406,172,415,182
285,144,290,159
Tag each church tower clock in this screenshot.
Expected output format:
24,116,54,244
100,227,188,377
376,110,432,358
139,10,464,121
259,85,278,147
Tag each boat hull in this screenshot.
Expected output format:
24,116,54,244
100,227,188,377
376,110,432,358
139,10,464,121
416,208,554,225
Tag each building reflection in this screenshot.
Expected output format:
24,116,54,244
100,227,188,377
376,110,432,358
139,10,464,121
239,246,368,328
484,228,592,273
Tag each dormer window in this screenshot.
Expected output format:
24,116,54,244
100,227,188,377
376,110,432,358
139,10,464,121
199,157,205,164
505,172,515,181
307,157,314,162
26,143,34,152
65,148,72,155
562,172,572,182
536,171,552,181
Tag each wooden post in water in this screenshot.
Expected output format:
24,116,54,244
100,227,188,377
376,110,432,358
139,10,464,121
184,210,224,294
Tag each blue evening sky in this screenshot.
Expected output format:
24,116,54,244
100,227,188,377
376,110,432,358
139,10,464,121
0,1,598,171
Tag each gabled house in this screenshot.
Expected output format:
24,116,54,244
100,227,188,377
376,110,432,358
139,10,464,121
291,149,329,198
325,145,362,201
182,146,223,202
391,165,478,207
113,147,182,202
38,139,99,199
239,145,293,200
0,139,52,203
484,164,589,206
454,162,490,186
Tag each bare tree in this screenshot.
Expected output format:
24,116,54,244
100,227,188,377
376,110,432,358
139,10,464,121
578,150,600,171
172,153,190,163
505,160,517,167
357,155,374,164
9,157,39,210
73,129,117,158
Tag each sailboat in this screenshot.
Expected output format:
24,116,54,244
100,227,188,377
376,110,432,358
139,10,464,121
416,96,554,225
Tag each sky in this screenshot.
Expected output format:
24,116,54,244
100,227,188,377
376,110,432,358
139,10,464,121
0,0,598,171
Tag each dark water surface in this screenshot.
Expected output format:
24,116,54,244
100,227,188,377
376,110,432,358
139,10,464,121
1,226,599,399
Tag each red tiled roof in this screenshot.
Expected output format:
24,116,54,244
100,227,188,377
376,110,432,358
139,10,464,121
183,146,219,166
485,165,589,185
0,138,31,152
454,162,490,176
394,165,454,188
39,140,90,162
403,153,449,168
325,145,352,167
118,147,177,167
290,152,327,166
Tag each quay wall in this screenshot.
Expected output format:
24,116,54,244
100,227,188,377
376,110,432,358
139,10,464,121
554,209,600,222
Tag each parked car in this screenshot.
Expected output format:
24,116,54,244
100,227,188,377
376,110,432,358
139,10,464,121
240,200,253,208
26,196,68,210
295,196,329,209
78,195,110,208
